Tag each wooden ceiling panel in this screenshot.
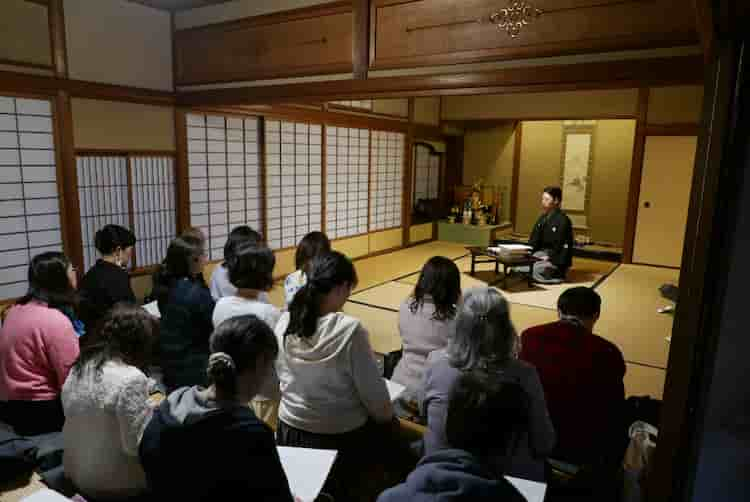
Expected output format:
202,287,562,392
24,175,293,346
371,0,699,70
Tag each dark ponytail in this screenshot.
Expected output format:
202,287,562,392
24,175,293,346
285,251,358,339
152,235,204,308
208,315,278,398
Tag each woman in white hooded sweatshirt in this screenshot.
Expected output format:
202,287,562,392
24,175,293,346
274,251,394,500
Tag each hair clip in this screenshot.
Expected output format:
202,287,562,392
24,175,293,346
209,351,235,371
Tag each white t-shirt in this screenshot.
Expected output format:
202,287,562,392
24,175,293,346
210,265,270,304
212,295,282,400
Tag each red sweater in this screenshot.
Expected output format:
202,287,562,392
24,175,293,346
520,320,625,464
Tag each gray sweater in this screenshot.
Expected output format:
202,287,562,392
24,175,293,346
391,297,455,400
420,350,556,482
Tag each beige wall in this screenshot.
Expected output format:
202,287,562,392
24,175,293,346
370,228,403,253
517,122,563,233
64,0,173,91
72,98,175,151
175,0,330,29
517,120,636,245
373,99,409,118
410,223,434,243
647,85,704,124
332,234,370,259
443,89,639,120
414,97,441,126
0,0,51,67
590,120,636,245
462,124,516,223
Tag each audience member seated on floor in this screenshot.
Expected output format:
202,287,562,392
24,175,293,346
140,315,296,502
213,243,281,427
520,286,625,466
378,371,528,502
78,225,137,335
275,251,394,500
421,287,555,482
152,235,215,392
0,252,82,436
284,231,331,306
392,256,460,418
528,186,574,284
62,304,159,501
210,225,264,301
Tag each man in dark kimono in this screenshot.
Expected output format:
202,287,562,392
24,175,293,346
528,186,574,283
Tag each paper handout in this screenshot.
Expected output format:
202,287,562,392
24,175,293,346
277,446,337,502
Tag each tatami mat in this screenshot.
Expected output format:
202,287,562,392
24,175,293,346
350,241,469,292
342,302,401,354
595,264,678,370
349,281,413,312
625,363,665,399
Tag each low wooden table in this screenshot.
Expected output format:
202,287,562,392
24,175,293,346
466,247,539,289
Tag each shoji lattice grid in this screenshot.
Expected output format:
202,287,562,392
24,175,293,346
187,114,262,260
265,120,322,250
325,126,369,239
77,156,129,271
370,130,405,231
0,96,62,300
413,144,440,207
131,157,176,268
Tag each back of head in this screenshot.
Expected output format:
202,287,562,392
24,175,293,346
207,315,279,398
94,224,136,256
228,244,275,291
224,225,262,265
19,251,75,310
446,370,529,458
152,235,204,303
543,186,563,203
449,287,517,371
72,303,158,375
181,227,207,247
557,287,601,321
285,251,358,339
295,231,331,272
411,256,461,321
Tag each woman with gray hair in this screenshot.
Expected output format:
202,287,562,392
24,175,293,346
419,287,556,482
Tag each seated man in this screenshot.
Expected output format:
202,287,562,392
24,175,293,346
378,371,527,502
528,186,574,283
519,287,625,466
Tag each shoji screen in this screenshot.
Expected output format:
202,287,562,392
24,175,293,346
76,155,176,270
325,126,369,239
370,130,405,231
0,96,62,300
413,144,440,207
187,114,262,260
131,156,176,268
77,156,129,270
264,120,322,250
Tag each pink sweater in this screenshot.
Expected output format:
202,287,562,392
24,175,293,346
0,301,80,401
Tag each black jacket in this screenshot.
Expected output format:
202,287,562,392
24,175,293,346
529,209,574,270
158,278,215,391
78,260,136,330
139,387,294,502
377,449,526,502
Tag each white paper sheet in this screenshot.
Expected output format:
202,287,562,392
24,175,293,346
505,475,547,502
21,489,71,502
384,378,406,402
142,300,161,319
277,446,337,502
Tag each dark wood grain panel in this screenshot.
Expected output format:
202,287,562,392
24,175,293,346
371,0,698,70
175,5,355,85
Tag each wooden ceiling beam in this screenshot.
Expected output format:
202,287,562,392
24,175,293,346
177,55,704,107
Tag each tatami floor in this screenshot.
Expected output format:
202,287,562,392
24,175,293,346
269,240,676,399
